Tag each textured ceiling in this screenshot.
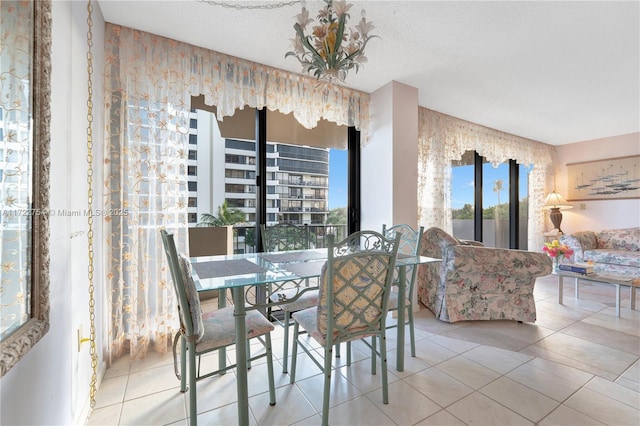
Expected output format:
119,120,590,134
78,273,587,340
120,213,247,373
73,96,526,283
96,0,640,145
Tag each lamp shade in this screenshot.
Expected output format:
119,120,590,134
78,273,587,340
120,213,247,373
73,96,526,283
543,192,573,210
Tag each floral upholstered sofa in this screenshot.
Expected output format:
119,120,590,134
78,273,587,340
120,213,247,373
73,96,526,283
417,227,552,323
559,228,640,277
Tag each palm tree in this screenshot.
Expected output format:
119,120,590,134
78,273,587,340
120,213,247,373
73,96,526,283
198,201,245,227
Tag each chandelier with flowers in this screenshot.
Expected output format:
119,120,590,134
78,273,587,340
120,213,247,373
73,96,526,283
286,0,377,83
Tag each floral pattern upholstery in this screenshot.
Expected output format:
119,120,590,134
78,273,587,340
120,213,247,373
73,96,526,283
560,228,640,276
179,254,205,342
417,227,552,323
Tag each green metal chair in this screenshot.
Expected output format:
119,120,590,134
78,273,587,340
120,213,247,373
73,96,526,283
160,230,276,425
382,223,424,357
289,231,401,426
261,223,320,374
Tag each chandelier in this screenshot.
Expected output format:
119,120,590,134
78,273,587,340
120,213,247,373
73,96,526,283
286,0,377,83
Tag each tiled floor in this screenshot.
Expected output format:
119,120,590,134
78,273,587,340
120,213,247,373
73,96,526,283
87,275,640,425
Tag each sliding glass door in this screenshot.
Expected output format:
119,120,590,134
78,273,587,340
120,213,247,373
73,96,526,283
451,151,530,249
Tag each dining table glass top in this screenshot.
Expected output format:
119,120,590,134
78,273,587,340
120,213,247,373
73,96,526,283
190,248,437,292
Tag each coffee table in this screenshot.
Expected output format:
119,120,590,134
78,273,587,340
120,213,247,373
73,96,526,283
555,270,640,317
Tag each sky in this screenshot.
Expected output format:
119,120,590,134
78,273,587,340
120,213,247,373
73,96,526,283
328,149,348,209
451,163,531,209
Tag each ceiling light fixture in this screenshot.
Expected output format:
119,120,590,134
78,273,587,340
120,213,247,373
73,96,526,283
286,0,378,83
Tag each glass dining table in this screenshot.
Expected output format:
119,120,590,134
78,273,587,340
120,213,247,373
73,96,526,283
190,248,438,425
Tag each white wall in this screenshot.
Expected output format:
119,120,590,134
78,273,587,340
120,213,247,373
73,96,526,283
362,81,419,231
553,133,640,234
0,2,106,425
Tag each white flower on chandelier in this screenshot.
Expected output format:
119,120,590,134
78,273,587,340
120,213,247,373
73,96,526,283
285,0,378,83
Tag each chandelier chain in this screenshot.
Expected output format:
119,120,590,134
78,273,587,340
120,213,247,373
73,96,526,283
86,0,98,409
198,0,300,10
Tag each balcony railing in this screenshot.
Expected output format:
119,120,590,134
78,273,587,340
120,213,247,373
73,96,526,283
230,223,348,254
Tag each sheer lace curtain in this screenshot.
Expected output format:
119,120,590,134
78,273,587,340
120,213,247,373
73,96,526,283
103,24,370,361
417,107,555,250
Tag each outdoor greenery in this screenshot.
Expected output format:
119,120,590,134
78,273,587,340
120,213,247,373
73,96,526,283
198,201,245,226
326,207,347,224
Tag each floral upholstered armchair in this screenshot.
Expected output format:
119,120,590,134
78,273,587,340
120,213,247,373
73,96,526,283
417,227,552,323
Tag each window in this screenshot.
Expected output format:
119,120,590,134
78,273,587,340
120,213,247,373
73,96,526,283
187,165,197,176
188,197,197,207
189,134,197,144
188,181,197,191
188,150,197,160
451,151,529,249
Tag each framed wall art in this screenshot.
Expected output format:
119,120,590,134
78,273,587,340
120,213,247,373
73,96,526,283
566,155,640,201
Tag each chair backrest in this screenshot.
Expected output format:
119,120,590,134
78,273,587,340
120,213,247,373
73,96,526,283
317,231,401,346
261,223,310,252
383,224,424,293
160,230,204,342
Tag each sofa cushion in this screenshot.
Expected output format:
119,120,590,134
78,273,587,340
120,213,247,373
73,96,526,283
583,249,640,268
595,228,640,251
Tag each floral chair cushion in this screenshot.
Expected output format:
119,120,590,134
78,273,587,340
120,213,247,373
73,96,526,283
179,254,205,342
316,256,388,337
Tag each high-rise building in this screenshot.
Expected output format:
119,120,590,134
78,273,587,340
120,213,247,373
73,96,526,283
188,109,330,228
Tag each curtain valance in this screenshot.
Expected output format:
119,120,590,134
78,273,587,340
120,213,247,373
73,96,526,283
419,107,554,167
108,24,370,135
417,106,556,250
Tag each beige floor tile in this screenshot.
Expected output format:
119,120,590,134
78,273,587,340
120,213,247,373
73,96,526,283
103,355,132,379
119,388,187,426
531,309,579,331
479,376,560,422
506,358,593,402
538,405,605,425
616,376,640,392
520,343,619,381
385,346,431,378
338,357,401,394
447,392,534,426
94,374,128,409
295,370,363,413
561,320,640,355
415,409,466,426
440,325,531,352
249,384,317,426
585,376,640,410
534,299,598,321
86,404,123,426
426,334,480,354
461,345,532,375
525,332,638,378
582,310,640,337
324,395,395,426
565,387,640,425
403,366,473,408
434,355,501,390
124,364,181,401
471,320,557,344
196,402,258,426
412,337,459,365
366,380,441,425
129,351,174,373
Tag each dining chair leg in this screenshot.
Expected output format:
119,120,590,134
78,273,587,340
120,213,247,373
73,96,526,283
282,310,291,373
346,342,351,366
371,336,377,375
265,334,277,406
321,344,333,426
379,335,389,405
246,339,251,369
289,322,300,384
180,335,188,393
188,340,198,426
408,306,416,357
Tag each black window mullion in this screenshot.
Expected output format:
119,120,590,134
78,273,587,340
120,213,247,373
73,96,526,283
509,159,519,249
348,127,360,234
474,152,483,241
255,108,267,252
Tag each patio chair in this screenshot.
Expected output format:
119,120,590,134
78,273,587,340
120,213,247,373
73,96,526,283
261,223,320,373
382,223,424,357
160,230,276,425
289,231,401,426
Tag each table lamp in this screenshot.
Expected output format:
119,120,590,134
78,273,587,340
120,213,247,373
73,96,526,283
544,191,573,234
